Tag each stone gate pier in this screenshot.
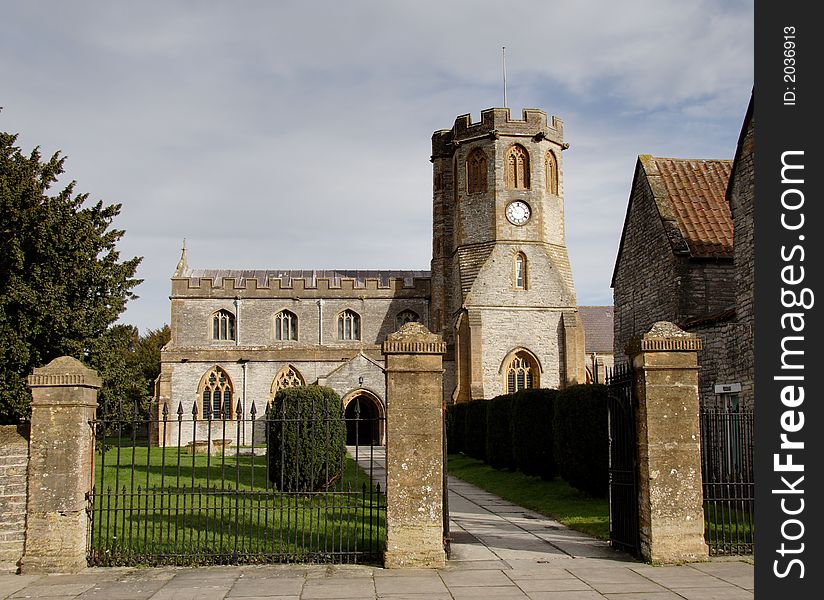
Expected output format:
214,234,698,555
382,323,446,568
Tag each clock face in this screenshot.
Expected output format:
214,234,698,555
506,201,531,226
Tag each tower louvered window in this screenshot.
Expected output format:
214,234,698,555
545,150,558,195
466,148,488,193
506,145,530,190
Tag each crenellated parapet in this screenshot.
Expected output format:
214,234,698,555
171,269,431,299
432,108,564,159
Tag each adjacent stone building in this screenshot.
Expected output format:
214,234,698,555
611,97,754,410
156,108,590,445
579,306,614,384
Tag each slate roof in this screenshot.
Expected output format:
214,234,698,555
185,269,430,288
578,306,614,353
651,157,734,258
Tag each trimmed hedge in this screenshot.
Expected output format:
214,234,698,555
446,401,468,454
553,384,609,497
464,399,488,461
267,385,346,492
511,388,557,480
485,394,515,470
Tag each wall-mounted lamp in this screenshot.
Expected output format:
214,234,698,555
358,376,364,387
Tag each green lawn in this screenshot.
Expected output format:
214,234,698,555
447,454,610,540
90,445,385,566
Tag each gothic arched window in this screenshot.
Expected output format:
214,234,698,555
395,309,420,330
199,366,234,419
338,309,361,341
514,252,527,289
212,309,235,341
274,310,298,341
545,150,558,195
466,148,488,193
504,351,539,394
506,145,530,190
272,365,305,395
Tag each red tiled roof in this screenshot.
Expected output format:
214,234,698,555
578,306,614,353
652,157,733,258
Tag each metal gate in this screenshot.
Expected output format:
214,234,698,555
606,364,640,556
700,407,754,555
87,397,385,566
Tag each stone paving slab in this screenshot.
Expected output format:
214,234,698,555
0,476,754,600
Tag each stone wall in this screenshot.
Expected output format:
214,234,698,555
613,160,735,392
613,166,681,361
729,103,755,408
0,425,28,572
431,108,583,401
171,296,430,349
688,318,742,408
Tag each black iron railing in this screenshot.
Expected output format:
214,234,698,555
87,398,385,566
606,363,640,557
700,408,754,555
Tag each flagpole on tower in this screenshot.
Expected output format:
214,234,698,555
502,46,508,108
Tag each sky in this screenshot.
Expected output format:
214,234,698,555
1,0,753,334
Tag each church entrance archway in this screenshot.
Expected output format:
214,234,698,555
343,392,385,446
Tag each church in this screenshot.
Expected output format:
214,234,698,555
154,107,592,446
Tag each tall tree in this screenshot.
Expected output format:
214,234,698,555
0,131,142,423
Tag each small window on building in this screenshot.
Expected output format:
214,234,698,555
200,366,233,419
396,309,420,330
505,351,538,394
212,309,235,341
466,148,488,194
505,144,530,190
338,309,361,341
274,310,297,341
514,252,527,289
545,150,558,195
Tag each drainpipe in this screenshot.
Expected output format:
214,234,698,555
317,300,324,345
234,297,241,347
241,360,248,445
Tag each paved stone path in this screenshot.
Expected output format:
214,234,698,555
0,463,753,599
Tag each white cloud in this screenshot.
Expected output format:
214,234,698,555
0,0,753,332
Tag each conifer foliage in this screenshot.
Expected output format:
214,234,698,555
0,131,142,423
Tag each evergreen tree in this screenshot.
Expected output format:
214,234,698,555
0,131,142,423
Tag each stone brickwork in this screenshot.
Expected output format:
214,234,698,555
431,108,584,401
612,160,682,364
164,106,590,431
21,357,100,574
613,102,754,412
613,155,738,411
382,323,446,568
629,322,708,563
159,268,431,445
0,425,28,572
729,99,755,408
613,156,735,364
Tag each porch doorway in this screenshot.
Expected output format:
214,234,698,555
344,393,384,446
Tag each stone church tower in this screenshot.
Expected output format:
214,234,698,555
430,108,586,402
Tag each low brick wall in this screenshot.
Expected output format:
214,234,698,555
0,425,29,572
